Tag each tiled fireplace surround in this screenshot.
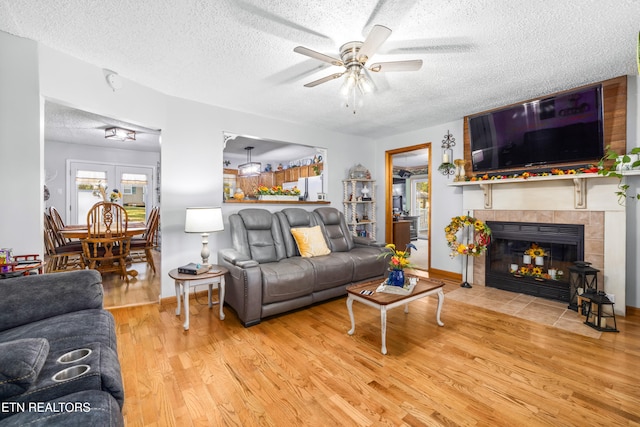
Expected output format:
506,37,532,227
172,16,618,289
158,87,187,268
457,176,626,314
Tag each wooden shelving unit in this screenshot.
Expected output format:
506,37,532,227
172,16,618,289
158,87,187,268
343,179,376,239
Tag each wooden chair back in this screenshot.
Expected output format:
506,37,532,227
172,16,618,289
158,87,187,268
86,202,128,237
82,202,130,282
145,206,160,246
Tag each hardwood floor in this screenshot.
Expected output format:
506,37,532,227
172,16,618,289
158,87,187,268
109,275,640,426
101,250,161,308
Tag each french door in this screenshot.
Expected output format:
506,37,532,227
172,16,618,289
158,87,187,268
68,161,154,225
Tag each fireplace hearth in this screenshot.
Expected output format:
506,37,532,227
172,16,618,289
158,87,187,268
486,221,585,302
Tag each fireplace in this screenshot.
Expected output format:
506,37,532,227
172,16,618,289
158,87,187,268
456,176,625,315
485,221,585,302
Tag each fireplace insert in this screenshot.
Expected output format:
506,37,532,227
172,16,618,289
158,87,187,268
486,221,584,302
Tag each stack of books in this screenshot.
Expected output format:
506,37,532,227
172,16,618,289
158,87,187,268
178,263,210,275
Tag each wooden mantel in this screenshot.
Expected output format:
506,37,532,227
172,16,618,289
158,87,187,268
447,172,635,209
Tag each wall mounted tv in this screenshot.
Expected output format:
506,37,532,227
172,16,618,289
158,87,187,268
468,85,604,173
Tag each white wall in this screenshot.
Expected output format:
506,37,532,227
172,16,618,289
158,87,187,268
0,32,42,256
375,120,465,275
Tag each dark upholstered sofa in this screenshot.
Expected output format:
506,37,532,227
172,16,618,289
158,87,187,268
218,207,388,326
0,270,124,426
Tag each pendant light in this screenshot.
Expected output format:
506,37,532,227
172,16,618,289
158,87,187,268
238,146,261,176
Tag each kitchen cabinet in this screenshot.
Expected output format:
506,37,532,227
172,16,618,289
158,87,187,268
393,220,411,252
259,171,275,187
236,175,259,198
285,167,300,183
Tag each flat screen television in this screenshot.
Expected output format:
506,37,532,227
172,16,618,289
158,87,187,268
468,85,604,173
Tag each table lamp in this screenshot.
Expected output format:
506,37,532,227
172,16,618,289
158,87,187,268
185,207,224,266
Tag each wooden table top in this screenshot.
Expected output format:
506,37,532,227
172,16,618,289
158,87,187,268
59,222,147,239
168,265,228,281
346,275,444,305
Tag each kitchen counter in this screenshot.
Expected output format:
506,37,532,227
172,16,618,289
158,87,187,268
224,199,330,204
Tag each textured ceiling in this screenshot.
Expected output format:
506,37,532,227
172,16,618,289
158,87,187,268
2,0,639,143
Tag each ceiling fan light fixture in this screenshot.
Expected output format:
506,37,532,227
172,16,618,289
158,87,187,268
294,25,422,114
357,68,375,94
340,69,357,97
105,127,136,141
238,146,261,177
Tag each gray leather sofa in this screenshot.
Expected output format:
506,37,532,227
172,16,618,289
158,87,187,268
219,207,388,326
0,270,124,426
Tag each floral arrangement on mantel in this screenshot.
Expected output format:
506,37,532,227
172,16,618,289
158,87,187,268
255,185,301,196
445,215,492,258
466,165,600,182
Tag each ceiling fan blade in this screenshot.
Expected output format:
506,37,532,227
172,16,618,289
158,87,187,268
369,60,423,72
303,73,344,87
264,60,330,85
230,0,332,44
362,0,420,37
357,24,392,63
294,46,343,66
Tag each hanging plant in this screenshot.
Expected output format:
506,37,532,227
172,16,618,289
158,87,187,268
597,146,640,205
438,162,455,176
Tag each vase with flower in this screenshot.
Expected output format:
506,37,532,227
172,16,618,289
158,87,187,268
379,243,417,287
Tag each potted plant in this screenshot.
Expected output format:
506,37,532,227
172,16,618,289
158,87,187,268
597,146,640,204
378,243,417,287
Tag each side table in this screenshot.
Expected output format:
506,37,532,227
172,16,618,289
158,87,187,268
0,254,44,279
169,266,228,331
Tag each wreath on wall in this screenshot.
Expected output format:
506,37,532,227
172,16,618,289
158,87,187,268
445,215,492,258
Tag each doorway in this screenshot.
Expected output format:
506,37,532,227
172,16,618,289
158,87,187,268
385,144,431,270
45,101,161,308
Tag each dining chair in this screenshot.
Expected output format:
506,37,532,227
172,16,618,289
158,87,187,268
48,206,72,242
129,206,160,274
43,213,85,273
81,202,131,283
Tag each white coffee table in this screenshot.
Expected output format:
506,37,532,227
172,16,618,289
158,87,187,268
346,276,445,354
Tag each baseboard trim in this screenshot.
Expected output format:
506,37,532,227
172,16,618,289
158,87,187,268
428,268,463,281
626,306,640,317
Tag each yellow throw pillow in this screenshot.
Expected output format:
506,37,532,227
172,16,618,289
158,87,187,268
290,226,331,258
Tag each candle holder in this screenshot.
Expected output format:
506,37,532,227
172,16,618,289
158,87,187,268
439,130,456,177
454,159,467,181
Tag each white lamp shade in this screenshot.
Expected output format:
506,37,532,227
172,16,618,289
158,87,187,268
185,207,224,233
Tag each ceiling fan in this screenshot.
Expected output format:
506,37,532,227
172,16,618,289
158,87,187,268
293,25,422,112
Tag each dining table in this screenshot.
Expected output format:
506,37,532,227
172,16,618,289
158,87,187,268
59,221,147,278
59,222,147,239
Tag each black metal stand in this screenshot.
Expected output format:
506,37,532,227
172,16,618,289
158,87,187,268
461,254,472,288
460,210,472,288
